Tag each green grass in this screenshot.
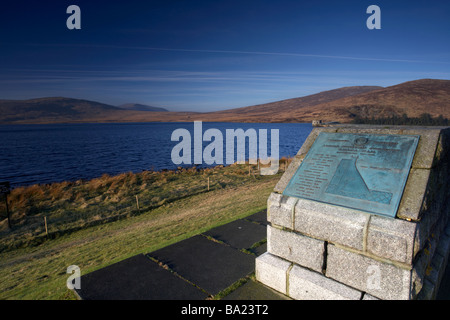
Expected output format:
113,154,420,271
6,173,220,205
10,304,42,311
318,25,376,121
212,275,253,300
0,163,284,300
0,161,289,253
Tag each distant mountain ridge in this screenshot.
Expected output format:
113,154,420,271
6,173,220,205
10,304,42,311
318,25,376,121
194,85,384,122
184,79,449,123
297,79,450,123
0,97,124,123
118,103,169,112
0,79,448,124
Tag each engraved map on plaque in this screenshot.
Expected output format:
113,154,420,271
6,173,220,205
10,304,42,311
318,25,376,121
283,132,419,218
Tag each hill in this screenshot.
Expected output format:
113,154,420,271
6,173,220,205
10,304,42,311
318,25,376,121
179,79,449,123
0,97,176,124
0,97,124,123
294,79,450,123
0,79,448,124
118,103,169,112
184,85,383,122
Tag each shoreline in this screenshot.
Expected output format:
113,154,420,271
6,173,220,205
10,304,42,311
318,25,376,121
4,158,282,189
0,158,290,251
0,120,313,126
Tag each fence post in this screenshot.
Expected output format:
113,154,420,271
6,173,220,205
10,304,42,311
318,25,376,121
44,216,48,237
5,195,11,229
136,195,140,213
1,182,12,229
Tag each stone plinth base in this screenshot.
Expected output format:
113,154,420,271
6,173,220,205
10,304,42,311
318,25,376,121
256,125,450,300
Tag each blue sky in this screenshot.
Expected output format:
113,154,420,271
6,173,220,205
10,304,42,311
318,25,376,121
0,0,449,111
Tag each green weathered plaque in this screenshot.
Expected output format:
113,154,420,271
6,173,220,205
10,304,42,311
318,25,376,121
283,132,419,218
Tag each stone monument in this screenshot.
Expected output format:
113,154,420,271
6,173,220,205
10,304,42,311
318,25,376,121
255,125,450,300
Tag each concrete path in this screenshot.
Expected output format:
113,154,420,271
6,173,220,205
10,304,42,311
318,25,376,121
75,210,288,300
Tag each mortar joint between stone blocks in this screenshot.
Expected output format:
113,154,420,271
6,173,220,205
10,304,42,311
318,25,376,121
322,241,328,275
362,214,372,253
333,242,414,271
291,198,299,230
286,263,294,296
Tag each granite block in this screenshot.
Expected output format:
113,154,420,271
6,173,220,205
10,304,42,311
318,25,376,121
326,245,413,300
274,155,305,194
255,252,292,295
294,199,369,251
397,168,431,221
362,293,380,300
366,215,417,264
296,127,338,157
401,128,441,169
417,279,436,300
268,225,325,273
288,264,362,300
267,192,297,229
436,233,450,260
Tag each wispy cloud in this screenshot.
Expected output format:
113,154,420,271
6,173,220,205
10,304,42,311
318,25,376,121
0,69,327,84
2,68,448,93
22,43,450,64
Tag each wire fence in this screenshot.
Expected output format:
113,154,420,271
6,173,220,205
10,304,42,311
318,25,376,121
0,160,290,253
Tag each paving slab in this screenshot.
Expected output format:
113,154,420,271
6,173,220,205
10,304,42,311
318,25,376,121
222,279,291,300
202,219,267,250
250,242,267,257
75,254,208,300
147,235,255,296
244,210,268,226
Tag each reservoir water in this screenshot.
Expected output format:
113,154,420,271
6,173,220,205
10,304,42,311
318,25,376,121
0,122,312,187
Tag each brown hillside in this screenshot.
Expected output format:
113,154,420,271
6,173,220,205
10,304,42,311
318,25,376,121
0,79,448,124
286,79,450,123
111,85,384,123
134,79,449,123
188,86,382,122
0,97,198,124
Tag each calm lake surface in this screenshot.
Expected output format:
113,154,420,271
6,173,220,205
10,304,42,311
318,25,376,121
0,122,312,187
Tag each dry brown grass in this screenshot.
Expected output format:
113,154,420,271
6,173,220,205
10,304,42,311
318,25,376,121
0,159,290,253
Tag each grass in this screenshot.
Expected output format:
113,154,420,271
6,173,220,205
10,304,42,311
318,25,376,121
0,160,290,253
212,275,252,300
0,160,289,300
